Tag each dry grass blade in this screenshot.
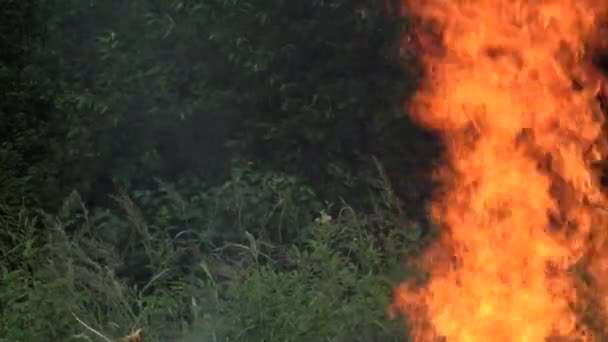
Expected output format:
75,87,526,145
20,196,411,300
72,313,112,342
121,329,144,342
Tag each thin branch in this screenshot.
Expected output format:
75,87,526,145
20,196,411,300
72,313,112,342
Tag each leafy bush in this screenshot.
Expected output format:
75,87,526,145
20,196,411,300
0,169,422,341
215,216,410,342
0,1,438,341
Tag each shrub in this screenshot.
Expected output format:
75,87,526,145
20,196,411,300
0,169,420,341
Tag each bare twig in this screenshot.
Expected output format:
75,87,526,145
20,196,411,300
72,313,112,342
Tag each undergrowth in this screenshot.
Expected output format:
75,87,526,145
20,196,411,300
0,163,427,341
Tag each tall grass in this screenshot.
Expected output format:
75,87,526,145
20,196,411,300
0,164,426,341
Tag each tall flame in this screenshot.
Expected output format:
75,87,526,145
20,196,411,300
391,1,608,341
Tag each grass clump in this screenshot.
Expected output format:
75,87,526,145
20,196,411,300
0,166,426,341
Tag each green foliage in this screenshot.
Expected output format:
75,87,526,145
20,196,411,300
0,205,78,341
0,175,416,341
2,0,424,208
1,191,208,341
217,215,409,342
0,0,438,341
217,162,322,243
209,0,418,197
0,0,53,207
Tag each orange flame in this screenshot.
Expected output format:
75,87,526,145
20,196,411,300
392,1,608,341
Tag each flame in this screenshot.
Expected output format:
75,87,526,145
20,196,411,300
391,1,608,341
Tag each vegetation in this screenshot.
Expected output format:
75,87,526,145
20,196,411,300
0,0,439,340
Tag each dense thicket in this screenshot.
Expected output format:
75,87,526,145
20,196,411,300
0,0,439,340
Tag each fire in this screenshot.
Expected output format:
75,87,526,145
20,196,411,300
391,1,608,341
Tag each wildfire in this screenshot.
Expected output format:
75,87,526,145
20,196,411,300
391,1,608,341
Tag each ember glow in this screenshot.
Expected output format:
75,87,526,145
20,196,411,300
391,1,608,341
